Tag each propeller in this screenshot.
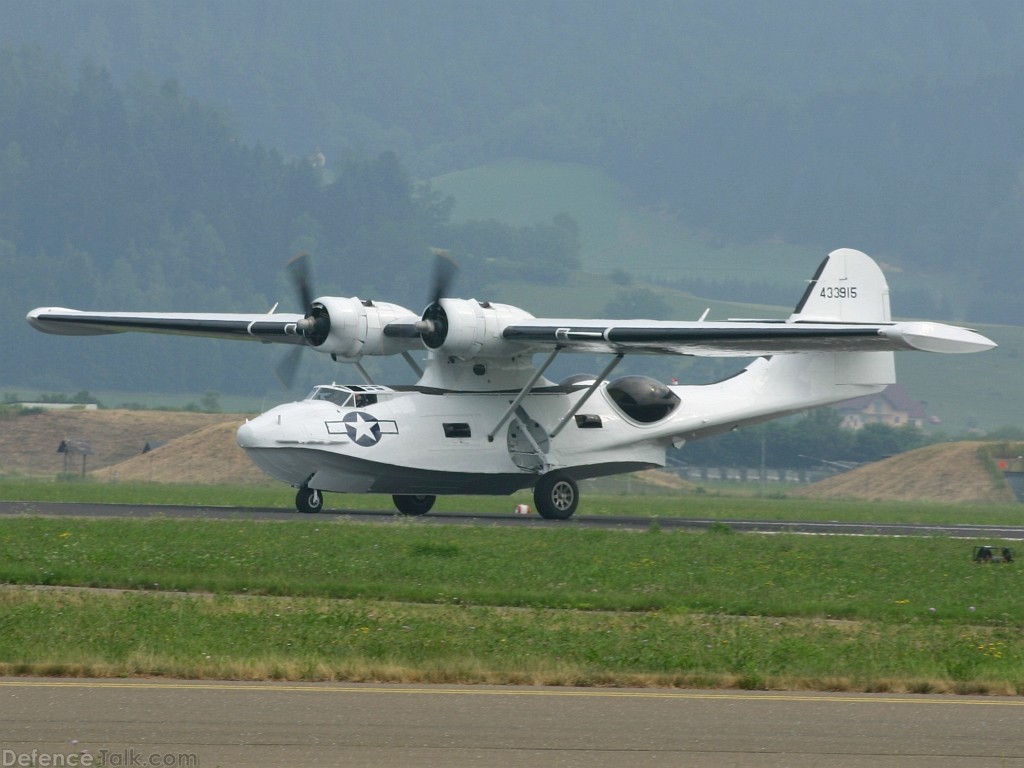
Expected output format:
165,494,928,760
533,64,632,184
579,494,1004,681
415,249,458,349
275,344,304,389
276,249,460,386
275,253,330,388
287,253,330,345
429,247,458,306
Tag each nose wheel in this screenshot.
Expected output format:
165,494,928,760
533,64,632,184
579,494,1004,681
295,486,324,514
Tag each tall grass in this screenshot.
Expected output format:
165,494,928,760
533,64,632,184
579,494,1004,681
0,516,1022,692
0,588,1018,692
1,517,1020,621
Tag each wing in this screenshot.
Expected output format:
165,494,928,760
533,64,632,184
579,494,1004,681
500,318,996,356
27,308,308,345
27,250,997,363
501,249,995,357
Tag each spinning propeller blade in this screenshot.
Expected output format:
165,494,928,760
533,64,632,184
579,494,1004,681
429,248,458,306
287,252,316,311
275,345,304,388
277,253,331,387
415,249,459,348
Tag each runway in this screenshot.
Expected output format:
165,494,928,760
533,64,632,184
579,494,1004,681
4,500,1024,539
3,678,1023,767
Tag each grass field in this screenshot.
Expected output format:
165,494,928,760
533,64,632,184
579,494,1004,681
1,491,1023,694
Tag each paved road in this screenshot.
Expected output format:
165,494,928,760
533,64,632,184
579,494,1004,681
2,678,1023,767
4,500,1024,539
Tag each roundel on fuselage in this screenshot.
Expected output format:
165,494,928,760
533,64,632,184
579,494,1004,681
343,410,382,446
605,375,680,423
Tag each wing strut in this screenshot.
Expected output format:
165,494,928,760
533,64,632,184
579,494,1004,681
550,354,624,439
355,362,374,385
401,351,423,378
486,348,561,443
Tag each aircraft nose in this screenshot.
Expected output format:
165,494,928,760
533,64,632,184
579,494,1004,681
236,419,260,448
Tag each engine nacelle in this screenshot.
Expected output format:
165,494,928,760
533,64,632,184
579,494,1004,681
310,296,419,361
426,299,535,359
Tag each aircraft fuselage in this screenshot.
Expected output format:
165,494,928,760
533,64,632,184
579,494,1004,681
235,382,664,495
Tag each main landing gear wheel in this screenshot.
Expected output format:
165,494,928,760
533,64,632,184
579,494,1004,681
533,472,579,520
393,494,436,516
295,486,324,514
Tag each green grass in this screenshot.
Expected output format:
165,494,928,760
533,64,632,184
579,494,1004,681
1,588,1018,692
0,515,1022,692
0,479,299,509
1,517,1019,620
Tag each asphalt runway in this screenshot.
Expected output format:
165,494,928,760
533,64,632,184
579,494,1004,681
3,679,1024,767
4,500,1024,539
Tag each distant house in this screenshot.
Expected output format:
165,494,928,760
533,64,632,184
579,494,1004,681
834,384,927,430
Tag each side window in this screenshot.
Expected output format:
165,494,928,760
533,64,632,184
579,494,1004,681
443,423,472,438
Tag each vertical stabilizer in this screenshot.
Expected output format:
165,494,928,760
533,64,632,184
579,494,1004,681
789,248,891,323
787,248,894,386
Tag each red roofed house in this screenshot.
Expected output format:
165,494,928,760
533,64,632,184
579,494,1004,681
834,384,927,430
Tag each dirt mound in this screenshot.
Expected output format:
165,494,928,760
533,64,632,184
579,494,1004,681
93,421,274,485
794,441,1016,503
0,408,243,478
634,468,694,491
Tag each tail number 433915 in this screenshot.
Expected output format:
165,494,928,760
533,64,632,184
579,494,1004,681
821,286,857,299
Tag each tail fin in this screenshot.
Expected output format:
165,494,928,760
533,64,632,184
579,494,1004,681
788,248,894,387
789,248,891,323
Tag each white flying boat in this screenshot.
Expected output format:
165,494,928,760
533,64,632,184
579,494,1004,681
27,248,995,518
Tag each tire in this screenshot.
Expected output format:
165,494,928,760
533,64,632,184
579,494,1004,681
393,494,436,516
533,472,578,520
296,486,324,514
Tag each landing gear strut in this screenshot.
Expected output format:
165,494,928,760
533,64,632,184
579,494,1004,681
393,494,436,516
295,486,324,514
533,472,578,520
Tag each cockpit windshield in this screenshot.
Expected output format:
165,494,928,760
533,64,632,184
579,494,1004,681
307,386,353,407
306,384,385,408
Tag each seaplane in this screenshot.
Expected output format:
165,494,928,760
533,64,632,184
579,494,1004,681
27,248,995,519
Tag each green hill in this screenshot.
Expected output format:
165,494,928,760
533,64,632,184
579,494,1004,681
433,160,820,286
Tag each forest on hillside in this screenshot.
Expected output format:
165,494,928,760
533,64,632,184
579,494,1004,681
3,1,1022,323
2,2,1023,399
0,48,578,393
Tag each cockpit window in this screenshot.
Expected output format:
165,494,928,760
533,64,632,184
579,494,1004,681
309,387,353,407
308,384,392,408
